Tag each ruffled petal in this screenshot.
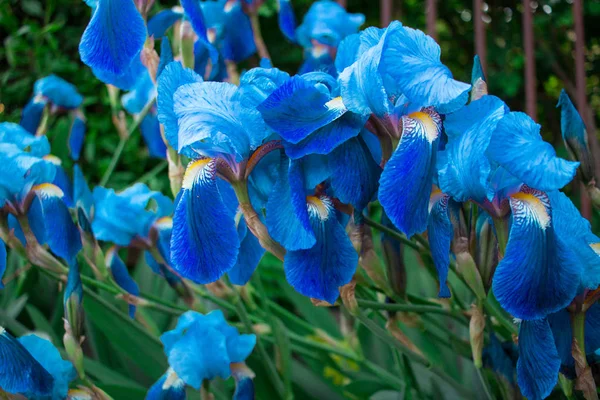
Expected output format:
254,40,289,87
381,26,470,113
28,184,82,262
106,247,140,318
438,95,506,202
0,330,54,398
492,188,582,320
295,1,364,49
266,158,315,251
284,196,358,303
328,136,381,211
157,61,204,151
427,191,452,297
488,112,579,191
0,122,51,156
170,159,240,283
68,115,86,161
147,9,183,38
379,109,441,237
516,319,560,400
79,0,147,75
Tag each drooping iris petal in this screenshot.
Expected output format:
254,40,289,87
284,196,358,303
106,247,140,318
338,23,402,117
258,75,346,143
157,61,204,152
181,0,219,65
492,189,582,320
170,159,240,283
0,122,51,156
28,184,82,262
557,89,593,182
488,112,579,191
91,54,146,90
0,329,54,398
381,26,470,113
228,220,265,286
438,95,506,202
20,99,47,134
328,136,381,211
148,9,184,38
45,159,74,208
278,0,297,42
0,239,5,289
73,165,93,218
220,1,256,63
427,192,452,298
548,190,600,290
233,376,255,400
266,158,315,251
68,116,86,161
141,114,167,158
33,75,83,109
379,109,441,238
483,333,517,384
64,261,83,310
147,368,186,400
158,37,174,78
79,0,147,75
122,71,155,114
516,319,560,400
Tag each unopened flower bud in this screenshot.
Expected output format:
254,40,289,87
469,303,485,368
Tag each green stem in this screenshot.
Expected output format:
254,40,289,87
363,216,419,251
475,367,494,400
572,310,587,364
492,217,509,257
136,160,168,184
249,12,270,60
357,298,466,323
100,99,155,186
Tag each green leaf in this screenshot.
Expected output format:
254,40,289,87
83,288,167,380
97,384,147,400
25,304,60,344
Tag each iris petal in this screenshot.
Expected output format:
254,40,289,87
557,90,593,182
147,369,186,400
107,248,140,318
33,75,83,109
284,196,358,303
0,122,51,156
158,37,174,78
381,26,470,113
91,55,146,90
488,112,579,191
20,99,47,135
68,116,86,161
157,61,203,152
0,239,5,289
140,114,167,159
181,0,219,65
438,95,506,202
228,220,265,286
379,109,441,237
0,329,54,398
427,192,452,297
148,9,184,38
492,188,582,320
278,0,297,42
517,319,560,400
170,160,240,283
79,0,147,75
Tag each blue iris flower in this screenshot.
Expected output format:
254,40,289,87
106,247,140,318
157,310,256,390
91,183,173,247
147,368,186,400
0,329,76,399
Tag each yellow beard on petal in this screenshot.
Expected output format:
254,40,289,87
182,158,212,190
510,192,551,229
307,196,331,221
33,183,64,198
408,111,440,143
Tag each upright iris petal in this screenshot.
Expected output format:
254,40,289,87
492,188,582,320
427,191,452,298
79,0,147,75
295,1,364,49
438,95,506,202
381,25,470,113
488,112,579,191
148,9,184,38
516,319,560,400
170,159,240,283
106,247,140,318
0,329,54,398
284,196,358,303
379,108,441,238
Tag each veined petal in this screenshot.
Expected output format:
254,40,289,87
148,9,183,38
170,159,240,283
284,196,358,303
33,75,83,109
488,112,579,191
0,122,51,156
278,0,297,42
157,61,203,151
106,247,140,318
79,0,147,75
492,188,582,320
91,54,146,90
20,98,47,135
0,329,54,398
427,191,452,298
379,109,441,237
29,184,82,262
266,158,315,251
69,116,86,161
438,95,506,202
258,75,346,143
517,319,560,400
146,368,186,400
0,239,5,289
328,136,381,211
228,220,265,286
381,26,470,113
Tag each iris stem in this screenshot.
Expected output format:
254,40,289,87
136,160,168,185
363,216,420,251
100,98,155,187
356,298,467,323
249,13,270,60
